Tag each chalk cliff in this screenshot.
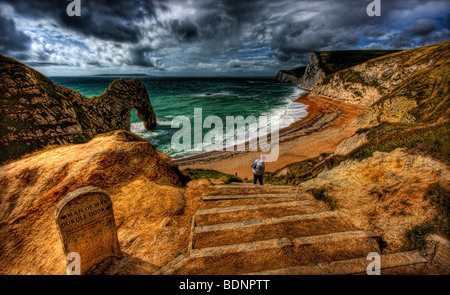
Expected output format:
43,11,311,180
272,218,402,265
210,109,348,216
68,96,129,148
274,66,305,83
301,50,399,90
0,54,157,164
310,41,449,109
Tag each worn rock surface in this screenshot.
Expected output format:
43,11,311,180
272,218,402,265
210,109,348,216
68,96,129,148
0,130,190,274
301,50,398,91
302,52,326,90
0,54,157,163
311,41,449,107
334,132,368,156
301,148,450,252
274,68,304,83
356,43,449,127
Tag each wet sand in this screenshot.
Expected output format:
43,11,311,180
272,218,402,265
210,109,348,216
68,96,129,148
175,92,366,180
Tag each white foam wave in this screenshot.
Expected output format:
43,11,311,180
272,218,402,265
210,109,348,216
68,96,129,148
192,91,234,98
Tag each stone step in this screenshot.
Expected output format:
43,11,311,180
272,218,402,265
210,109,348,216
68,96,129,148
292,230,381,246
201,193,306,201
190,238,292,259
195,211,339,233
195,200,325,226
199,196,312,208
213,184,302,189
166,231,380,275
245,251,429,275
205,185,303,196
196,200,317,215
192,211,353,249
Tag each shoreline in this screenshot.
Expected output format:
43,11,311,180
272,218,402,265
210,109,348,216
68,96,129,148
174,91,367,179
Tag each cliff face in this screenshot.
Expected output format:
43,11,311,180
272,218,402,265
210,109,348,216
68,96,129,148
0,130,190,274
356,44,449,126
274,71,302,83
301,50,399,90
274,66,305,83
301,52,326,90
0,54,157,164
311,41,450,108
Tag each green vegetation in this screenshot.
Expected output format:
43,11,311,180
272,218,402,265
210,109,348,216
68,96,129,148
400,182,450,251
401,222,437,251
72,103,92,129
351,122,449,163
374,57,449,123
264,156,333,185
72,134,91,144
0,139,45,164
424,182,450,235
35,72,65,101
264,154,347,186
182,168,243,184
264,121,449,186
307,187,338,210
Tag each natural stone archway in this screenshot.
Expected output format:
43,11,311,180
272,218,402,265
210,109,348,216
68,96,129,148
93,78,157,131
0,54,157,163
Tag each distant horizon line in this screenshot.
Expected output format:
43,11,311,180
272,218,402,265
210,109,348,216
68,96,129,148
48,75,278,79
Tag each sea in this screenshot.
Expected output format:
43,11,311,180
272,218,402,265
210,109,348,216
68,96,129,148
49,77,308,159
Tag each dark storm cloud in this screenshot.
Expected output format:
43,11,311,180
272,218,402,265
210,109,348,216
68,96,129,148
0,0,448,74
253,0,448,64
25,61,71,67
128,47,155,67
170,18,198,42
385,18,448,48
404,18,437,36
0,12,31,53
0,0,164,43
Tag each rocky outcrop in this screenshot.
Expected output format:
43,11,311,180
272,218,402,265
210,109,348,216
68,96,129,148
311,41,450,108
0,130,190,274
274,67,305,83
301,148,450,252
334,132,368,156
356,43,450,127
274,71,301,83
0,54,157,164
301,52,326,90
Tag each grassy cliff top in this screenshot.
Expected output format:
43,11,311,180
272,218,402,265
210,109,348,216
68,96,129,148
314,50,401,76
280,66,306,78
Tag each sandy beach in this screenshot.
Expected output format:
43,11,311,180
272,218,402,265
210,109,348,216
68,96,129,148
175,91,367,180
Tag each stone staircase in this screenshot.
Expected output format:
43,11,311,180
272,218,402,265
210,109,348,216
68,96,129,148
157,183,441,275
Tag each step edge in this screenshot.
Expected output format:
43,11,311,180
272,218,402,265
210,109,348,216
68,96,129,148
243,251,428,275
201,193,307,201
190,237,292,259
195,200,316,215
194,211,338,233
292,230,381,246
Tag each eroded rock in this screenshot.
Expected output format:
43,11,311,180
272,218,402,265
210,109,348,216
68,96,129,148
0,54,157,163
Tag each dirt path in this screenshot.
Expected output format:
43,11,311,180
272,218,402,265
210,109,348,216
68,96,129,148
176,94,367,180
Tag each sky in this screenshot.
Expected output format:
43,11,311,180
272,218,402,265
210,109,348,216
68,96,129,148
0,0,448,77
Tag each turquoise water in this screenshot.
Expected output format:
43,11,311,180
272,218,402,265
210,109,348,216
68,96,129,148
50,77,307,158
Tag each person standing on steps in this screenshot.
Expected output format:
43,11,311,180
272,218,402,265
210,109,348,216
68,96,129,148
252,155,265,185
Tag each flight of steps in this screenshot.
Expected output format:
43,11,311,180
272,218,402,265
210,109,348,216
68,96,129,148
157,183,441,275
